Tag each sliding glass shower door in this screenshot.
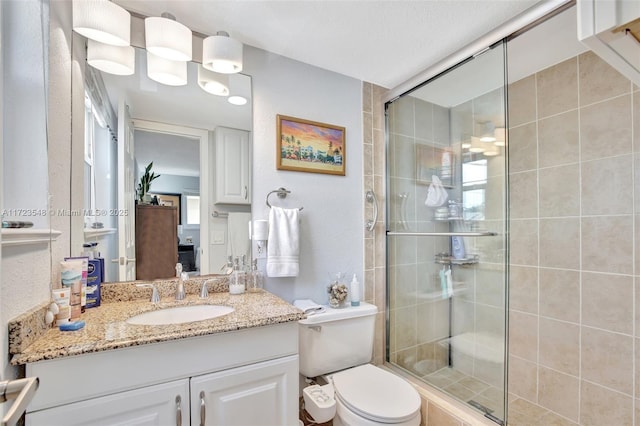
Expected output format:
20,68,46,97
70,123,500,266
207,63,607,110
386,41,508,424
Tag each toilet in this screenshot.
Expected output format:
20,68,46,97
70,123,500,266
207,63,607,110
299,302,421,425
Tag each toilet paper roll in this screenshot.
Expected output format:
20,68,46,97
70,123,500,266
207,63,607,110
252,220,269,241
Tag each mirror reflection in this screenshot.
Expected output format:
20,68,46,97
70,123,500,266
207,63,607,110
75,45,252,283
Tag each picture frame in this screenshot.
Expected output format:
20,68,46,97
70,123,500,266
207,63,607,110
149,192,182,224
276,114,346,176
416,145,455,187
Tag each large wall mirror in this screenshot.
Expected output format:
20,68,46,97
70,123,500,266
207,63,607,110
71,35,252,284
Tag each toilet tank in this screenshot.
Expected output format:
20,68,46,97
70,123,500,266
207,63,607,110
298,302,378,378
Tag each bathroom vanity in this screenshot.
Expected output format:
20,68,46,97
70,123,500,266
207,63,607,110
9,285,304,425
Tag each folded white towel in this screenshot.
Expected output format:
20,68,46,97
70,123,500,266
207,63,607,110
266,206,300,277
227,212,252,260
293,299,326,315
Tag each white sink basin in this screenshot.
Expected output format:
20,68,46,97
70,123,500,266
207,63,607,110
126,305,234,326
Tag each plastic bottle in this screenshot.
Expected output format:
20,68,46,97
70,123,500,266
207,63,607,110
229,257,246,295
350,273,360,306
248,259,264,293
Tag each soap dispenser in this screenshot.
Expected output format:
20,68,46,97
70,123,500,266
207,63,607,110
229,258,246,295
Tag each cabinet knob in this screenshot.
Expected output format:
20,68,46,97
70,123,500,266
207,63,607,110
199,391,206,426
243,186,248,200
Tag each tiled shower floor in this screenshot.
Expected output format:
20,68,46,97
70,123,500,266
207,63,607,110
424,367,578,425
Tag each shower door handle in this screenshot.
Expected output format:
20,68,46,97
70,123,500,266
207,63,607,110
387,231,498,237
365,190,378,232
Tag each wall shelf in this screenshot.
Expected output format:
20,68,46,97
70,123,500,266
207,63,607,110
84,228,116,239
1,229,62,246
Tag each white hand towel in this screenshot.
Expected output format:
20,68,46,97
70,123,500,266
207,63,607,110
227,212,252,260
266,206,300,277
293,299,326,315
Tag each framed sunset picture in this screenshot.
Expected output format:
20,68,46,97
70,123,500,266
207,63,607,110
276,115,346,176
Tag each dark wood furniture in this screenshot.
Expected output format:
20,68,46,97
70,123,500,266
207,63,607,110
135,204,178,280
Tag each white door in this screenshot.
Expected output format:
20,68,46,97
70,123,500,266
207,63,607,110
191,355,298,426
116,101,136,280
26,379,190,426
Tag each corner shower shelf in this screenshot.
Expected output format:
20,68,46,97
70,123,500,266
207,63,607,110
435,253,479,265
1,229,62,246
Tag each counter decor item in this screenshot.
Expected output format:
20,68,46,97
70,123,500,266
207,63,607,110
327,272,348,308
136,162,160,203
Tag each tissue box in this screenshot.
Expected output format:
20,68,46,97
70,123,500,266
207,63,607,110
86,259,102,308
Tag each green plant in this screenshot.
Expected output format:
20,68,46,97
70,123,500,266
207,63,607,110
137,162,160,201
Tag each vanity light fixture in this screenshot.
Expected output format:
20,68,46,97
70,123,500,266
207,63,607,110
73,0,131,46
468,137,486,153
479,121,496,142
227,73,251,105
146,52,188,86
493,127,506,147
145,13,192,62
197,65,229,96
483,149,500,157
202,31,243,74
87,39,135,76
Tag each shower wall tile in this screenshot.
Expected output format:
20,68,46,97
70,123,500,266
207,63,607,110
390,96,415,137
415,99,434,141
581,326,633,395
508,122,538,173
363,82,373,113
536,57,578,118
509,311,538,362
579,95,632,161
538,318,580,376
581,155,633,215
509,171,538,219
433,105,450,144
579,51,631,106
538,110,579,168
635,155,640,214
539,218,580,270
510,219,538,266
509,265,538,314
634,91,640,152
427,402,463,426
539,268,580,323
581,215,634,275
581,272,633,334
580,380,633,426
508,75,536,127
537,366,579,422
538,164,579,218
395,305,418,349
509,355,538,402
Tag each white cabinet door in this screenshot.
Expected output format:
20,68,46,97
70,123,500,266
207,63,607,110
214,127,251,205
191,355,299,426
26,379,190,426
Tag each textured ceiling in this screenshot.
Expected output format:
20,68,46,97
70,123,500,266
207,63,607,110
115,0,541,89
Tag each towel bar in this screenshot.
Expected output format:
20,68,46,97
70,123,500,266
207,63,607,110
265,187,303,211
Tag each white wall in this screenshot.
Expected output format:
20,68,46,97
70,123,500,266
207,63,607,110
244,46,364,304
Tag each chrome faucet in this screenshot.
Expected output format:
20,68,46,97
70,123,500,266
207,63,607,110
136,283,160,304
176,272,187,301
200,279,212,299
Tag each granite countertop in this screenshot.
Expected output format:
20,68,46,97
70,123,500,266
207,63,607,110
10,285,305,365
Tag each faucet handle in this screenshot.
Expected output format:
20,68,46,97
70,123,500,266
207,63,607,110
201,279,213,299
136,283,160,304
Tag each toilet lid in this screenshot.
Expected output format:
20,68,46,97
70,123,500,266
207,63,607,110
332,364,421,423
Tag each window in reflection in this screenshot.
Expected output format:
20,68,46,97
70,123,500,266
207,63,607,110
462,158,487,221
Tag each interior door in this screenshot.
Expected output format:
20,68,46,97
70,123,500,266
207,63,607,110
116,101,136,281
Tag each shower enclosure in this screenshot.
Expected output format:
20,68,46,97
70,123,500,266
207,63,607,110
386,41,508,424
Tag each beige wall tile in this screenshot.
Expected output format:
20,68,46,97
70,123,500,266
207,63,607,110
539,411,578,425
536,57,578,118
539,164,580,217
415,99,434,141
636,156,640,214
509,311,538,362
580,380,633,426
637,277,640,338
579,51,632,106
510,219,538,266
634,92,640,152
580,95,632,161
582,272,633,334
581,326,633,395
538,366,579,422
508,355,538,402
636,338,640,397
581,155,633,216
434,105,450,145
508,75,537,127
508,123,537,173
539,218,580,270
427,402,463,426
539,318,580,376
394,305,417,349
539,268,580,323
538,110,579,168
389,96,415,137
509,171,538,219
362,82,373,113
509,265,538,314
582,215,634,275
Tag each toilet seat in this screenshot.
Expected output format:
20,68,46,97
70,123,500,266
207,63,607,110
331,364,421,424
